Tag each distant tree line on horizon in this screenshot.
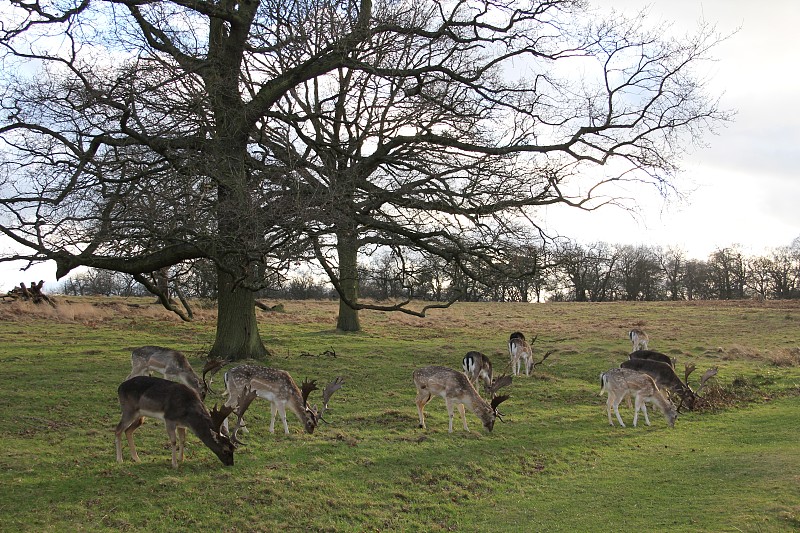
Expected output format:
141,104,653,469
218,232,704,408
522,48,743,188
57,237,800,304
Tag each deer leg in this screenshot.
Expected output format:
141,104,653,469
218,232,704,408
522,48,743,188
269,402,279,434
165,421,179,468
177,427,186,463
415,392,429,428
637,397,651,426
123,416,145,462
279,405,290,434
611,396,626,427
445,399,456,433
457,403,469,432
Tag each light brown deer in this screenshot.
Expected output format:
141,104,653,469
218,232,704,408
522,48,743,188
620,358,697,409
114,376,235,468
600,368,677,428
413,366,511,433
221,364,343,437
508,332,535,376
629,329,649,351
126,346,223,400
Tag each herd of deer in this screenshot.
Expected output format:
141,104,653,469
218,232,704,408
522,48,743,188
114,328,718,468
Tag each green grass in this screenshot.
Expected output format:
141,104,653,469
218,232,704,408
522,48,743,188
1,298,799,531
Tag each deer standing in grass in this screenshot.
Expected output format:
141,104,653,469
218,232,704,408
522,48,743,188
114,376,235,468
621,358,697,409
508,332,535,376
629,329,649,351
127,346,223,400
221,364,343,437
600,368,677,428
462,351,493,391
413,366,511,433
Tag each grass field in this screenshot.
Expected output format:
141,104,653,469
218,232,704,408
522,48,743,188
1,297,799,532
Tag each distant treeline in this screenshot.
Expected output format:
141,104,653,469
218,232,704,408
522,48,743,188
57,240,800,303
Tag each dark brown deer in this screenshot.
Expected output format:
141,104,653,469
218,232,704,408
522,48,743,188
413,366,511,433
629,350,676,368
114,376,235,468
620,358,697,409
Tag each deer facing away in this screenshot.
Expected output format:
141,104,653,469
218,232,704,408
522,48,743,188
221,364,343,438
629,329,649,351
462,351,493,391
413,365,510,433
508,332,534,376
114,376,235,468
600,368,677,428
127,346,223,400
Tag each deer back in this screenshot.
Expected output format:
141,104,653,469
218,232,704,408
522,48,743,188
629,350,674,368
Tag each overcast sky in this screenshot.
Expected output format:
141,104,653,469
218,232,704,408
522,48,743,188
2,0,798,291
544,0,800,259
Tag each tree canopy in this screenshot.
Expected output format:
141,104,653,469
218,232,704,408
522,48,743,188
0,0,729,358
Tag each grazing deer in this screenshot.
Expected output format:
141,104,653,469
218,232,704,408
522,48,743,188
629,349,675,368
462,351,493,391
413,366,511,433
620,358,697,410
221,364,343,437
114,376,235,468
600,368,677,428
126,346,223,400
629,329,649,351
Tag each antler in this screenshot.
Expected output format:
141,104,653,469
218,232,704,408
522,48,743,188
300,378,318,407
487,374,512,398
491,394,510,421
209,403,235,433
696,366,719,394
230,387,258,446
684,362,697,384
322,376,345,408
531,349,554,370
202,358,228,395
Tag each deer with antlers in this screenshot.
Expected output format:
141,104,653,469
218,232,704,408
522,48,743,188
413,366,512,433
114,376,235,468
600,368,677,428
220,364,344,438
621,356,718,411
126,346,224,400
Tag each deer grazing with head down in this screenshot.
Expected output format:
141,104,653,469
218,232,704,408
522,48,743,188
114,376,235,468
413,366,511,433
126,346,224,400
462,351,493,391
600,368,677,428
220,364,344,438
629,329,649,351
620,357,697,410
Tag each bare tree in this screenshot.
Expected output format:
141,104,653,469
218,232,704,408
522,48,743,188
1,0,730,351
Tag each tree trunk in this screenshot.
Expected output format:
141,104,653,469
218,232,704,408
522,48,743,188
336,230,361,332
210,267,267,360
